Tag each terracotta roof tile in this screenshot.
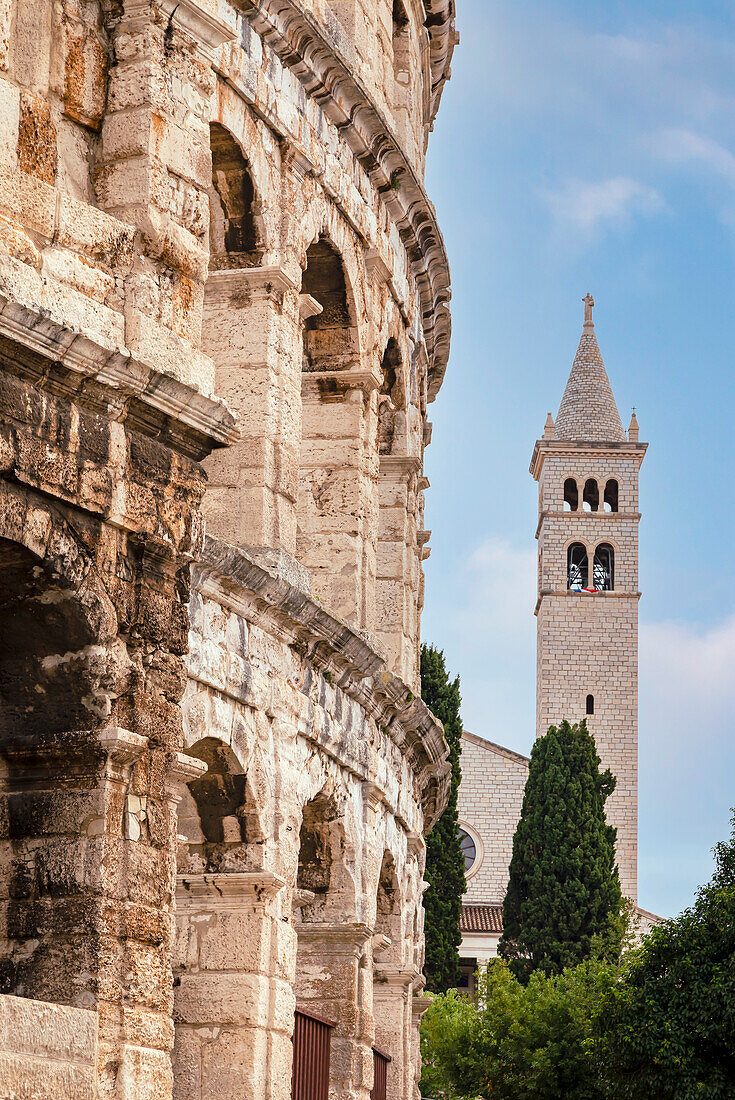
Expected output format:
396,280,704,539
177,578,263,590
460,904,504,933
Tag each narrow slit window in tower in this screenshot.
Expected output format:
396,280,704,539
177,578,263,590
593,543,614,590
583,478,599,512
567,543,588,590
586,694,594,715
563,478,578,512
604,479,619,512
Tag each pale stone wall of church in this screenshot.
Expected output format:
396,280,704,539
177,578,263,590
457,733,528,906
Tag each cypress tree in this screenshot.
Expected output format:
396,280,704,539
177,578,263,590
499,719,622,980
420,644,466,992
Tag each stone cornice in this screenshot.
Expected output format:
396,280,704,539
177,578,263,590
422,0,458,125
194,536,450,828
530,438,648,479
234,0,451,401
0,294,238,461
176,871,286,909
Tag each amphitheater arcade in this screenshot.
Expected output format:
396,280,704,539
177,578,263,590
0,0,456,1096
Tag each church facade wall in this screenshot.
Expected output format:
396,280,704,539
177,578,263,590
457,733,528,906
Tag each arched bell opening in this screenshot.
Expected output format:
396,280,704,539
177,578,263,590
563,477,578,512
593,543,615,591
582,478,599,512
567,542,589,591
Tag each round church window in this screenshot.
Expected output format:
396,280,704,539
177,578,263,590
458,828,477,873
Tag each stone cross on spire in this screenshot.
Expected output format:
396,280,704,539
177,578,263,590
583,292,594,329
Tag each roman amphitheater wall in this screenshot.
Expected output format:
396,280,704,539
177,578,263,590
173,537,447,1100
0,0,455,1095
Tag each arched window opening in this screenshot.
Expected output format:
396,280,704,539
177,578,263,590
374,851,402,964
567,543,588,591
209,122,261,269
180,737,260,873
378,338,404,455
301,237,358,373
604,479,619,513
593,543,614,591
586,694,595,716
296,791,350,922
583,478,599,512
563,478,578,512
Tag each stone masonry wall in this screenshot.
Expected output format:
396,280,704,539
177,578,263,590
534,443,645,901
0,994,97,1100
457,732,528,906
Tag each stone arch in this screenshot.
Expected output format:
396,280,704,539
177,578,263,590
295,786,356,922
297,232,373,625
208,121,265,268
378,337,405,456
179,735,265,873
0,490,123,742
301,235,360,373
373,849,404,964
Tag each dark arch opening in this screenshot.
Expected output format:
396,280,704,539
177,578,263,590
593,543,614,591
567,543,588,591
604,479,619,513
186,737,246,845
563,477,578,512
379,338,404,455
583,478,599,512
301,237,357,373
586,693,595,716
0,538,114,739
209,122,261,268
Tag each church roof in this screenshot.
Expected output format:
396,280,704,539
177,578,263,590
460,904,504,934
554,296,626,443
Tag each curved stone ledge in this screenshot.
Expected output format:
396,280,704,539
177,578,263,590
423,0,458,125
237,0,452,399
196,535,450,827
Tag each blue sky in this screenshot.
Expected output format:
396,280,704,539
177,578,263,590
422,0,735,918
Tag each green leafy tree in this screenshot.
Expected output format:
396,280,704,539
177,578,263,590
499,719,623,979
598,813,735,1098
420,644,466,992
419,958,614,1100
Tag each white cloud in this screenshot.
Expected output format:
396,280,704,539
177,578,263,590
542,176,663,235
652,128,735,186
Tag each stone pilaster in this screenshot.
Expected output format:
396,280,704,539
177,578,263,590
294,922,374,1100
173,871,294,1100
298,370,380,631
376,456,421,688
202,267,304,553
372,966,424,1100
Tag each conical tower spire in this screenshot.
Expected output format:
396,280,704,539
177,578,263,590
554,294,626,443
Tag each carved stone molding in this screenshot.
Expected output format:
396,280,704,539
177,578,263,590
0,295,239,459
176,870,287,910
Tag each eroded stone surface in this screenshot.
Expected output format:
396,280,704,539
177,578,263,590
0,0,455,1097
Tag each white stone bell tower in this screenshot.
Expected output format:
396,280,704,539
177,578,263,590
529,295,647,899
